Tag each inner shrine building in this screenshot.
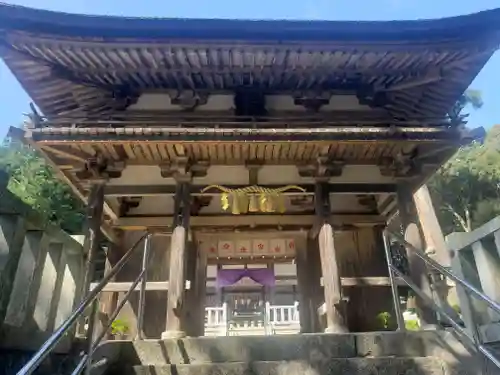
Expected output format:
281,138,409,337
1,3,499,338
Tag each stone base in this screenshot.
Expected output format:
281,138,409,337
96,330,482,375
420,324,439,331
324,325,348,334
115,358,450,375
161,330,186,339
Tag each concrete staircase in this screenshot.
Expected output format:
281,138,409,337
95,331,491,375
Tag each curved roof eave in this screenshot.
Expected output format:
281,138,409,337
1,3,500,43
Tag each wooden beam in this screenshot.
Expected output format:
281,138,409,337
383,73,442,92
207,256,295,265
197,230,306,240
104,183,397,197
90,280,191,293
22,61,446,82
32,126,460,143
378,195,398,220
340,276,405,287
43,145,93,163
113,214,386,230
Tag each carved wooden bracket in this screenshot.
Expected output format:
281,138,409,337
191,196,213,216
25,103,44,129
170,91,209,111
160,158,209,181
118,197,142,216
379,149,420,178
297,156,344,179
293,91,331,112
290,196,314,210
356,86,390,109
109,86,140,111
75,155,125,181
356,194,378,212
245,161,263,185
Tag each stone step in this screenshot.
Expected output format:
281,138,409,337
103,331,471,366
105,358,451,375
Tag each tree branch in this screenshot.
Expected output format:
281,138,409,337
464,205,472,232
443,203,469,232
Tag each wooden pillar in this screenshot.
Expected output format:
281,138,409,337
413,185,451,266
296,246,312,333
182,240,208,337
397,183,438,327
296,241,323,333
414,184,460,324
162,182,190,339
318,223,348,333
76,182,105,335
99,230,124,340
308,239,323,332
81,182,105,298
341,226,398,332
264,262,274,305
192,242,208,337
314,182,347,333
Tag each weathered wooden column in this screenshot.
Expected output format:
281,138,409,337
77,181,105,336
314,182,348,333
397,183,438,327
414,185,451,266
182,240,208,337
99,230,124,339
414,184,459,324
80,182,106,297
190,239,208,337
296,239,324,333
76,157,125,301
182,241,197,336
162,182,191,339
295,246,312,333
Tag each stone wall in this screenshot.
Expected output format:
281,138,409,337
0,175,85,353
447,216,500,344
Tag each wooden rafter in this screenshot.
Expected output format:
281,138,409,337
2,19,497,119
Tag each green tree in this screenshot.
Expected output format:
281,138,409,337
0,139,84,233
428,88,500,234
428,134,500,233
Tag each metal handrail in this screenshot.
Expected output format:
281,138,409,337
383,229,500,370
387,230,500,316
17,233,152,375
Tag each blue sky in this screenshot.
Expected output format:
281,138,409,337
1,0,499,134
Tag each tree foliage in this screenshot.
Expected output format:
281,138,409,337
0,139,84,233
428,90,500,234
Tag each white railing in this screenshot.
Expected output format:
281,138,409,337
205,303,227,328
266,302,300,326
204,302,300,336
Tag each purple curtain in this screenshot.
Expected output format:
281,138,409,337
216,268,275,288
